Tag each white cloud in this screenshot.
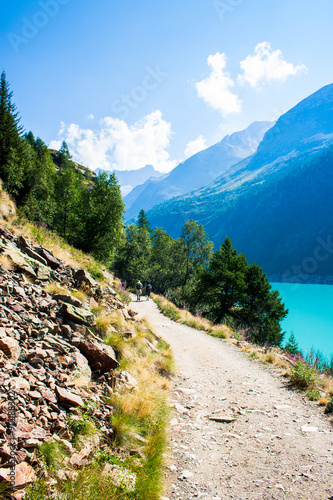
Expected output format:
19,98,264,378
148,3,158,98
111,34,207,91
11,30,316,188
49,110,177,173
238,42,307,87
195,52,242,116
87,114,95,120
184,135,207,158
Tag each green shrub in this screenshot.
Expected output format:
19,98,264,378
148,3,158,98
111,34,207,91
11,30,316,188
290,359,318,390
307,388,321,401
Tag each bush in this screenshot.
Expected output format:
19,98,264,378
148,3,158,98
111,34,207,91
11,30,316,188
290,358,318,390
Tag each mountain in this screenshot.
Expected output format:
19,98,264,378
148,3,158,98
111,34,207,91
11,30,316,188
146,84,333,281
124,121,273,221
95,164,163,196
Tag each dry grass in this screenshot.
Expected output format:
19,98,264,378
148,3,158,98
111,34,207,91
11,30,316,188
0,254,14,270
209,324,231,339
44,283,69,295
321,377,333,396
152,294,232,339
0,180,16,221
71,289,88,303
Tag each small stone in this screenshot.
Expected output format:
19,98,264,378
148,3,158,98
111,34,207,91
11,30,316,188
11,376,30,392
0,336,20,363
55,386,84,407
208,416,236,423
301,425,318,433
178,469,194,480
28,390,42,399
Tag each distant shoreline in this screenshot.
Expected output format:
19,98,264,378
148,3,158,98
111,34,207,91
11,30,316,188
268,274,333,286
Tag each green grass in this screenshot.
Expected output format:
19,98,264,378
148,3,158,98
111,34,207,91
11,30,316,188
38,440,70,470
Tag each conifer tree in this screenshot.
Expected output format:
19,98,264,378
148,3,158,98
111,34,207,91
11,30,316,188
285,332,299,355
0,71,23,172
193,236,247,323
0,71,31,198
137,209,150,231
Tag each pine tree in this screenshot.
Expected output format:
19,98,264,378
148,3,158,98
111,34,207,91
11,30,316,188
22,133,57,225
193,236,247,323
285,332,299,355
0,71,23,172
193,236,288,346
0,71,29,198
137,209,150,231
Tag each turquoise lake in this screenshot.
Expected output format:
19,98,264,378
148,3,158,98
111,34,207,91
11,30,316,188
271,282,333,360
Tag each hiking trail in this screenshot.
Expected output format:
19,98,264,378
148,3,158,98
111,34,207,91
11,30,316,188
130,296,333,500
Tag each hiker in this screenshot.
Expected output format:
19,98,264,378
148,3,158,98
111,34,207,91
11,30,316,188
145,282,152,300
136,280,142,301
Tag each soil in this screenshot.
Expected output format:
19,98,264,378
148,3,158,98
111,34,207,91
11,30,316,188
130,296,333,500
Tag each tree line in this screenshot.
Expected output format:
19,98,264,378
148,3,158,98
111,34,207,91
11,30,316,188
114,210,288,346
0,71,288,347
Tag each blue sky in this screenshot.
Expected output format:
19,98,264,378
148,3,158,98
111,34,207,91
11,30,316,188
1,0,333,172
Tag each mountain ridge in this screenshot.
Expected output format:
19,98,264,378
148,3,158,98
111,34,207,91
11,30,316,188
124,121,273,221
145,83,333,280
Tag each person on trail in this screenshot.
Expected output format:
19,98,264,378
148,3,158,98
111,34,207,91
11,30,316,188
145,282,152,300
136,280,142,301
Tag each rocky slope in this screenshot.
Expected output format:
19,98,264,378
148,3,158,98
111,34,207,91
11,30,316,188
0,224,159,498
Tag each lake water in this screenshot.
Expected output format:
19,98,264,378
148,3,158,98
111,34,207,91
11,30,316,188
271,282,333,360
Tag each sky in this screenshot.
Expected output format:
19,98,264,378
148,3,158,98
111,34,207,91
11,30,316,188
1,0,333,173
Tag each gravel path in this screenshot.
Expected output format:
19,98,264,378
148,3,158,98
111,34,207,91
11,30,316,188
130,297,333,500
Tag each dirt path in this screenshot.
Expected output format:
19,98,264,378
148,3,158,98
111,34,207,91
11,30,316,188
130,297,333,500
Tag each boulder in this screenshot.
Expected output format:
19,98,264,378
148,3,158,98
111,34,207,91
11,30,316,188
74,269,97,288
0,240,37,279
59,302,95,326
54,294,82,308
34,247,61,269
14,421,46,440
77,340,119,373
11,377,30,392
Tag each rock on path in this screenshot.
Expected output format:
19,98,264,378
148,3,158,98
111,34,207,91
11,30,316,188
130,297,333,500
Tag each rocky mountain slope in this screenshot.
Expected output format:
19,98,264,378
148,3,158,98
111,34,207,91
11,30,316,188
0,222,169,499
146,83,333,281
124,121,272,221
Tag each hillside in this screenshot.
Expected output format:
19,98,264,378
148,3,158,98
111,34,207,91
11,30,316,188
0,199,173,499
146,84,333,282
124,121,272,221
